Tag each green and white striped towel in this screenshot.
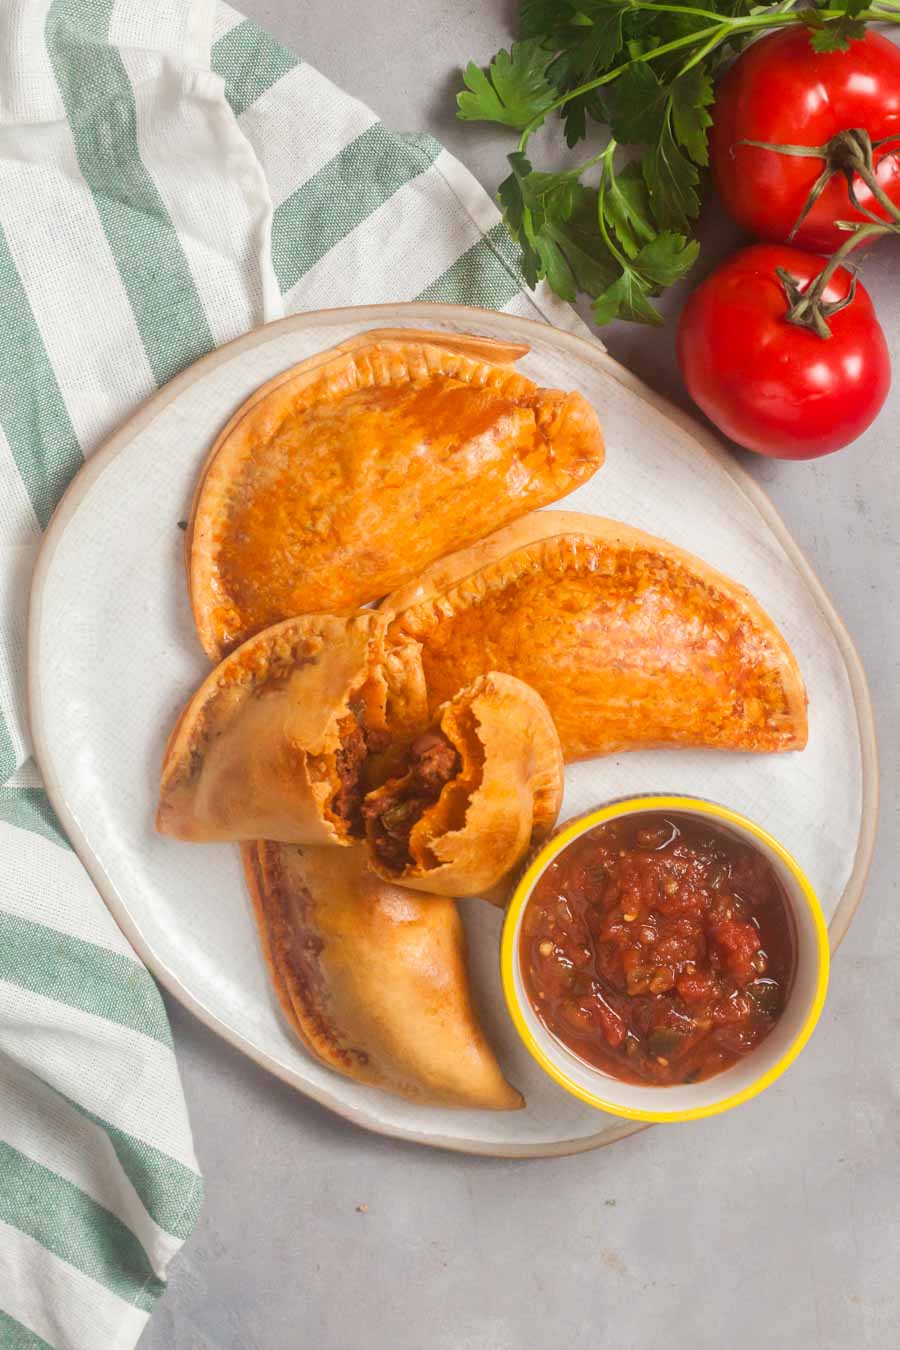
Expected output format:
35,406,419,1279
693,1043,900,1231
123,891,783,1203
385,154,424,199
0,3,589,1346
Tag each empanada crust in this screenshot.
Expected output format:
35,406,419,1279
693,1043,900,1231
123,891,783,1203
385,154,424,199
189,331,604,658
243,840,523,1110
385,512,808,761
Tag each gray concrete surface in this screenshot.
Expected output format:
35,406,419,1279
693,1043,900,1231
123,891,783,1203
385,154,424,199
140,6,899,1348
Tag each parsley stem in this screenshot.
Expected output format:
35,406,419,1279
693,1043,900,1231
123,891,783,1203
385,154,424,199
726,11,844,27
517,7,900,151
518,21,725,150
631,0,888,13
631,2,737,18
570,151,611,176
676,23,731,77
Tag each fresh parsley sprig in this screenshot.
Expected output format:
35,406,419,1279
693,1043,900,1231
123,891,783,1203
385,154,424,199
457,0,900,325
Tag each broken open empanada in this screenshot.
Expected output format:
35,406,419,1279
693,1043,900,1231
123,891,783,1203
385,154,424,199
157,612,425,845
188,329,605,657
385,511,808,761
363,672,563,897
159,622,562,901
243,840,523,1110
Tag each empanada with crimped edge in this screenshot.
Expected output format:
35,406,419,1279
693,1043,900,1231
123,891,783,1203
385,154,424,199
363,672,563,897
156,612,425,846
243,840,523,1110
188,329,605,658
385,511,808,762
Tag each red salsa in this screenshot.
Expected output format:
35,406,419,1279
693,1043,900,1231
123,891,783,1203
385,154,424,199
520,812,795,1086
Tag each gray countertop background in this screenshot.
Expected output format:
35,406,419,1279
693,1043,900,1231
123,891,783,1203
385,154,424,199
140,6,899,1348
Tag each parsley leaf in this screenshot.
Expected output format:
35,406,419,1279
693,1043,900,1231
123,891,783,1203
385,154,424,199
560,89,611,147
540,1,629,145
593,271,666,325
592,232,699,325
808,18,867,51
799,0,867,52
670,66,714,166
643,117,702,233
569,0,629,75
603,161,656,259
520,0,576,39
610,64,668,146
499,154,619,299
630,231,700,285
457,39,556,129
539,216,621,299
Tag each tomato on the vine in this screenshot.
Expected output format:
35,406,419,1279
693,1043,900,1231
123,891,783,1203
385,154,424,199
710,30,900,252
677,244,891,459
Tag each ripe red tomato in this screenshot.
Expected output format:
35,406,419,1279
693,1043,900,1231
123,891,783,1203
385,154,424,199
710,29,900,251
677,244,891,459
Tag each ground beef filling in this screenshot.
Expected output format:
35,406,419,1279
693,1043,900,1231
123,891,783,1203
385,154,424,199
363,731,461,872
329,702,394,836
331,715,369,835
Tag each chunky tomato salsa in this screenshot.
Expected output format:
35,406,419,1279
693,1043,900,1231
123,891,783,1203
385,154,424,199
520,812,795,1086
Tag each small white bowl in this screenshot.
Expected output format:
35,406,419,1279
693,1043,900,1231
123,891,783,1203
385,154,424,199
501,795,830,1123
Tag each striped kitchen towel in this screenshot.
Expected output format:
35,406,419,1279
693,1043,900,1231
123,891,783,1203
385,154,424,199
0,3,588,1347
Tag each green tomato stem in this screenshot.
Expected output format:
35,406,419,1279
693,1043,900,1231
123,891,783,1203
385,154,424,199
811,221,890,289
739,129,900,237
779,222,891,338
854,153,900,223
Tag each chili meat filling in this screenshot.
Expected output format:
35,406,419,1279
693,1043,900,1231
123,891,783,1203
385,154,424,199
363,731,461,871
521,812,795,1086
328,701,393,837
330,714,369,835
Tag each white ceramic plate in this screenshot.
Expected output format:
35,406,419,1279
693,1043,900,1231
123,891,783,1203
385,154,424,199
29,304,877,1157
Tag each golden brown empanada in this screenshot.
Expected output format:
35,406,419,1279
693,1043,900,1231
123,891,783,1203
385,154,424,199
363,672,563,897
188,329,605,658
156,612,425,845
243,840,523,1109
385,511,808,761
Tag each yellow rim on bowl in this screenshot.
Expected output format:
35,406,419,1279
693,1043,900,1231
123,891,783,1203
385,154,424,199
501,795,830,1123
